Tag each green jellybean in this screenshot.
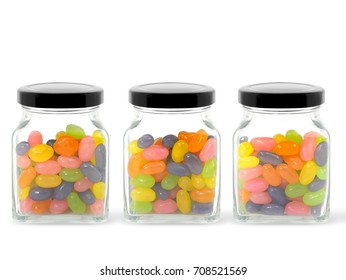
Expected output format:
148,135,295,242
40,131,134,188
316,135,327,145
59,168,84,182
316,165,327,180
66,124,85,140
202,157,217,178
130,201,153,214
67,192,86,214
285,129,302,144
285,183,308,198
130,174,155,188
303,188,326,206
161,174,179,190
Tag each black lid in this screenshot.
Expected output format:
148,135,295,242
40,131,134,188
239,82,324,108
129,82,215,108
18,82,104,108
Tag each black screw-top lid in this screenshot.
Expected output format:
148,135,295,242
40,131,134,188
18,82,103,108
239,82,325,108
129,82,215,108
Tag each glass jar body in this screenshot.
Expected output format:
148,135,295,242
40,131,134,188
233,106,329,223
12,106,109,223
124,106,220,223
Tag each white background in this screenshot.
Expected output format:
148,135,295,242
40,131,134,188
0,0,346,279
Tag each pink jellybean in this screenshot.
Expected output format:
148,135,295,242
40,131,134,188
35,160,61,174
28,131,43,147
169,186,181,199
279,179,288,189
304,131,320,139
49,199,69,214
153,199,177,214
250,192,272,204
199,138,217,162
250,137,276,152
90,199,104,215
78,136,95,162
244,178,269,192
239,165,263,181
300,137,316,161
142,145,169,160
57,156,82,169
17,155,31,169
74,177,93,192
20,197,34,214
285,201,310,215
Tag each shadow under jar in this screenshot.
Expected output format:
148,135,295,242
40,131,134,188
124,82,220,223
12,83,109,223
234,82,330,223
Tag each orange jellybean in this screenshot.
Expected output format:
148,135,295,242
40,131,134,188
239,188,250,204
18,167,37,188
141,161,166,175
153,170,168,182
178,131,195,143
283,155,305,170
53,136,79,156
274,141,300,156
32,200,51,214
262,164,281,186
276,163,299,184
128,153,147,178
153,137,162,146
188,130,208,153
190,188,215,203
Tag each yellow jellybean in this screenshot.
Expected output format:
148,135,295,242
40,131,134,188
18,186,30,201
176,190,191,214
204,176,216,189
128,140,143,154
299,161,317,185
238,156,259,169
178,176,193,191
56,131,66,139
92,130,106,146
274,133,286,143
238,142,254,157
191,174,205,189
28,144,54,163
92,182,106,199
172,140,188,163
36,174,62,188
131,188,156,202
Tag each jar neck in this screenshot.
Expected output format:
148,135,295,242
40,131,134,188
243,106,321,116
22,106,100,115
133,106,211,115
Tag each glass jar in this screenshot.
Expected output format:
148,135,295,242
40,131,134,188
12,82,109,222
233,82,329,223
124,82,220,223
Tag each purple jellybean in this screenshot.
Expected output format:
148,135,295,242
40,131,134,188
153,183,170,200
308,177,326,192
258,151,283,165
267,186,289,207
54,181,74,200
167,162,191,176
29,187,54,201
314,141,328,166
78,189,96,205
80,162,102,183
16,141,30,156
191,202,213,214
137,134,154,148
245,201,262,213
95,144,106,170
260,204,285,215
162,134,178,148
184,153,203,174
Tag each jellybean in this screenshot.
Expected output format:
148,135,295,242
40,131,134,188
28,144,54,162
152,183,170,200
35,174,62,188
176,190,191,214
17,155,31,169
283,155,304,170
202,157,217,178
238,142,254,157
238,156,259,169
46,139,56,148
244,178,269,192
54,181,74,200
59,168,84,182
28,131,43,147
285,130,302,144
74,177,93,192
32,200,51,214
184,153,203,174
273,134,286,143
57,156,82,169
18,167,37,188
153,199,177,214
78,136,95,162
20,197,34,214
299,161,317,185
285,183,308,198
80,162,102,182
250,137,276,152
92,130,106,146
67,192,86,214
167,162,191,176
138,134,154,148
274,141,300,156
153,170,168,182
66,124,85,139
49,199,69,214
130,174,155,188
29,187,54,201
316,135,327,145
95,144,106,170
239,188,250,204
16,141,30,156
239,136,248,143
190,188,214,203
91,182,106,199
162,134,178,148
142,161,166,175
258,151,283,165
245,201,261,213
35,160,61,175
250,192,272,204
142,145,169,161
130,201,152,214
191,202,213,214
267,186,289,206
161,174,179,190
260,204,285,215
308,177,326,192
178,176,193,191
172,140,189,163
316,165,327,180
56,131,66,139
178,131,195,142
191,174,205,189
304,131,320,139
128,153,147,178
239,165,263,181
303,188,326,206
285,201,310,215
199,138,217,162
314,141,328,166
262,164,282,186
19,186,30,201
128,140,143,154
79,189,96,205
204,176,216,189
188,129,208,153
131,188,156,202
300,137,316,161
276,164,299,184
169,185,181,199
54,136,79,156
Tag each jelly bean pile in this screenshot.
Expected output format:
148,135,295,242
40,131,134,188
128,130,217,215
16,125,106,215
237,130,328,217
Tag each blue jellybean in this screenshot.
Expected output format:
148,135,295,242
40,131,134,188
95,144,106,170
78,189,96,205
29,187,54,201
239,136,248,143
152,183,169,200
162,134,178,148
258,151,283,165
80,162,102,182
184,153,202,174
137,134,154,148
308,177,326,192
245,201,262,213
260,204,285,215
268,186,289,206
167,162,191,176
191,202,213,214
54,181,74,200
314,142,328,166
16,141,30,156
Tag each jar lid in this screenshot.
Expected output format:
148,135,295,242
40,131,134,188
239,82,324,108
18,82,104,108
129,82,215,108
